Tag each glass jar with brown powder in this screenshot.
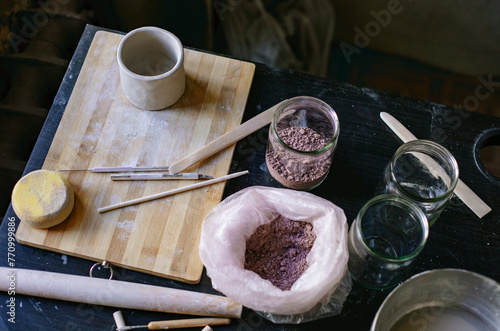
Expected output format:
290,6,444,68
266,96,340,190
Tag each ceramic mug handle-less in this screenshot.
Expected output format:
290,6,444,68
117,27,186,110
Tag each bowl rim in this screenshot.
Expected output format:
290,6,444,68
370,268,500,331
116,26,184,81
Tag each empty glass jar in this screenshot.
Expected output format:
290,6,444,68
376,140,459,226
348,194,429,289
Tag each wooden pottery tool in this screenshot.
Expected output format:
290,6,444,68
0,267,242,318
380,112,492,218
168,100,288,174
99,170,249,213
113,311,228,330
117,317,230,330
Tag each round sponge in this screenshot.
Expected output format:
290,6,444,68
12,170,75,228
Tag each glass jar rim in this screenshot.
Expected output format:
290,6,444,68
271,96,340,155
354,194,429,262
389,139,459,202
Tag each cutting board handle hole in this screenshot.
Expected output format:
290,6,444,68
475,129,500,185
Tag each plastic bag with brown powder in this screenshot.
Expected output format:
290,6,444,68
199,186,351,324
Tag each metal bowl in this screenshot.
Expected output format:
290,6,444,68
371,269,500,331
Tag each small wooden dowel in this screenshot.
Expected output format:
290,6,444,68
98,170,249,213
146,317,230,330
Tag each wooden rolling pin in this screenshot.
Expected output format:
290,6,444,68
0,267,242,318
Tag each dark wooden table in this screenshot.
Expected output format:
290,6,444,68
1,24,499,331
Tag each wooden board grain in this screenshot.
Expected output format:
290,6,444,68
15,31,255,283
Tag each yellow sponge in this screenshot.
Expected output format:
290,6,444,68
12,170,75,228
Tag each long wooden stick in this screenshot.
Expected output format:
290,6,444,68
98,170,249,213
0,267,242,318
168,100,286,174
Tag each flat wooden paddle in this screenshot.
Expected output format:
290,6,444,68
168,100,287,174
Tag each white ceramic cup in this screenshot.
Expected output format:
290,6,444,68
117,26,185,110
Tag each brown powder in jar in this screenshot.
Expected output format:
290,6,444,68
280,127,327,152
244,215,316,291
266,126,331,190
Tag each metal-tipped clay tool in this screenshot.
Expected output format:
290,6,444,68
57,166,171,173
110,173,213,181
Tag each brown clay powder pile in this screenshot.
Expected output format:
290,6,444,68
280,127,326,152
244,215,317,291
266,126,331,190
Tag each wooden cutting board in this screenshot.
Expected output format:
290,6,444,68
16,31,255,283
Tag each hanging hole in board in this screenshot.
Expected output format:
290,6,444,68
90,260,114,280
475,129,500,184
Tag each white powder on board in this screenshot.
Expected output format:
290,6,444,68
116,220,136,233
